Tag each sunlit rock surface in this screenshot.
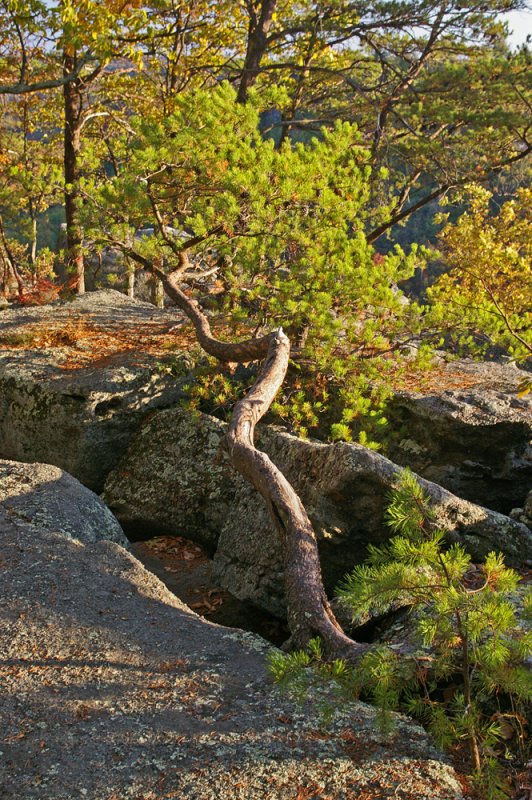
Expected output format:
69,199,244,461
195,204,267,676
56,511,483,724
0,291,189,491
0,485,466,800
104,407,531,617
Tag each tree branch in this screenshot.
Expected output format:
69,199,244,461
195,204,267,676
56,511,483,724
367,140,532,243
0,56,95,95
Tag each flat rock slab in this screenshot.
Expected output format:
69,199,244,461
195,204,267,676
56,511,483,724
0,519,465,800
0,290,192,491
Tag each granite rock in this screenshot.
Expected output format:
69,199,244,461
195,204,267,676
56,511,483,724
0,290,189,491
0,483,466,800
104,407,532,616
0,458,128,547
387,359,532,514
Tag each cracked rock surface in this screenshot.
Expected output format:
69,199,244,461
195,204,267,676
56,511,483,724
0,464,465,799
0,290,189,491
387,359,532,513
104,407,532,617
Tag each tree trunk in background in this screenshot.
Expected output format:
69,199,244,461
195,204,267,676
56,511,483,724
0,215,24,297
127,262,135,299
152,276,164,308
237,0,278,103
63,53,85,294
30,215,37,281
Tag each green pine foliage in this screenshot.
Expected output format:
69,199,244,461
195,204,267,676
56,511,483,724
268,469,531,799
88,82,432,444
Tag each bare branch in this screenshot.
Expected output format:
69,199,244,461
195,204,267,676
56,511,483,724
367,141,532,243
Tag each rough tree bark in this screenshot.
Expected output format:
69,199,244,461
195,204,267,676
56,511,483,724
0,215,24,298
151,266,368,659
237,0,278,104
63,53,85,294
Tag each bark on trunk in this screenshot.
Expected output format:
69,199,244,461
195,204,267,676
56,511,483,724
30,215,37,280
127,262,135,299
0,215,24,298
154,266,368,659
152,276,165,308
63,53,85,294
237,0,278,104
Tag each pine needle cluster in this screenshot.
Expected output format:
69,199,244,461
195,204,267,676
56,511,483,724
269,469,531,799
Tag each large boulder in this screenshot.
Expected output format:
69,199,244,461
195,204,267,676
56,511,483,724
0,290,191,491
0,458,128,547
0,483,466,800
103,407,532,617
386,359,532,513
104,408,238,549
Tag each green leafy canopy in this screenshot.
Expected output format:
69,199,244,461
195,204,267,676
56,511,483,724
88,82,430,441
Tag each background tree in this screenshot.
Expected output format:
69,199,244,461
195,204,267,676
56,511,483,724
227,1,532,241
0,0,157,292
1,0,530,283
0,87,62,296
428,185,532,362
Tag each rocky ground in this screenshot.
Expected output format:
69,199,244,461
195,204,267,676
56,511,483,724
1,290,530,504
387,359,532,512
0,291,192,490
0,460,468,800
103,405,531,617
1,291,530,799
131,535,289,644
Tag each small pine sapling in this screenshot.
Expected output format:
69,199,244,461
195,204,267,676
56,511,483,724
269,469,531,799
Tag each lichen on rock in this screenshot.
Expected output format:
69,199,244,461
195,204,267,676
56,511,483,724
104,406,532,617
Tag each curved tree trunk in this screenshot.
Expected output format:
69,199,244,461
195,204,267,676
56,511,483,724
155,267,368,659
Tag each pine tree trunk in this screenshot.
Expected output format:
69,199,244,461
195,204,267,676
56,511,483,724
153,266,368,660
63,53,85,294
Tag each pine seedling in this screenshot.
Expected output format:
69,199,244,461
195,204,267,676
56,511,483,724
269,469,531,799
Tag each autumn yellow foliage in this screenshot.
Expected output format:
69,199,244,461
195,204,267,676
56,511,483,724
429,186,531,363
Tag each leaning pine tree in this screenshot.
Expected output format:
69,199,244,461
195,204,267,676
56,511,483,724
87,83,431,657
